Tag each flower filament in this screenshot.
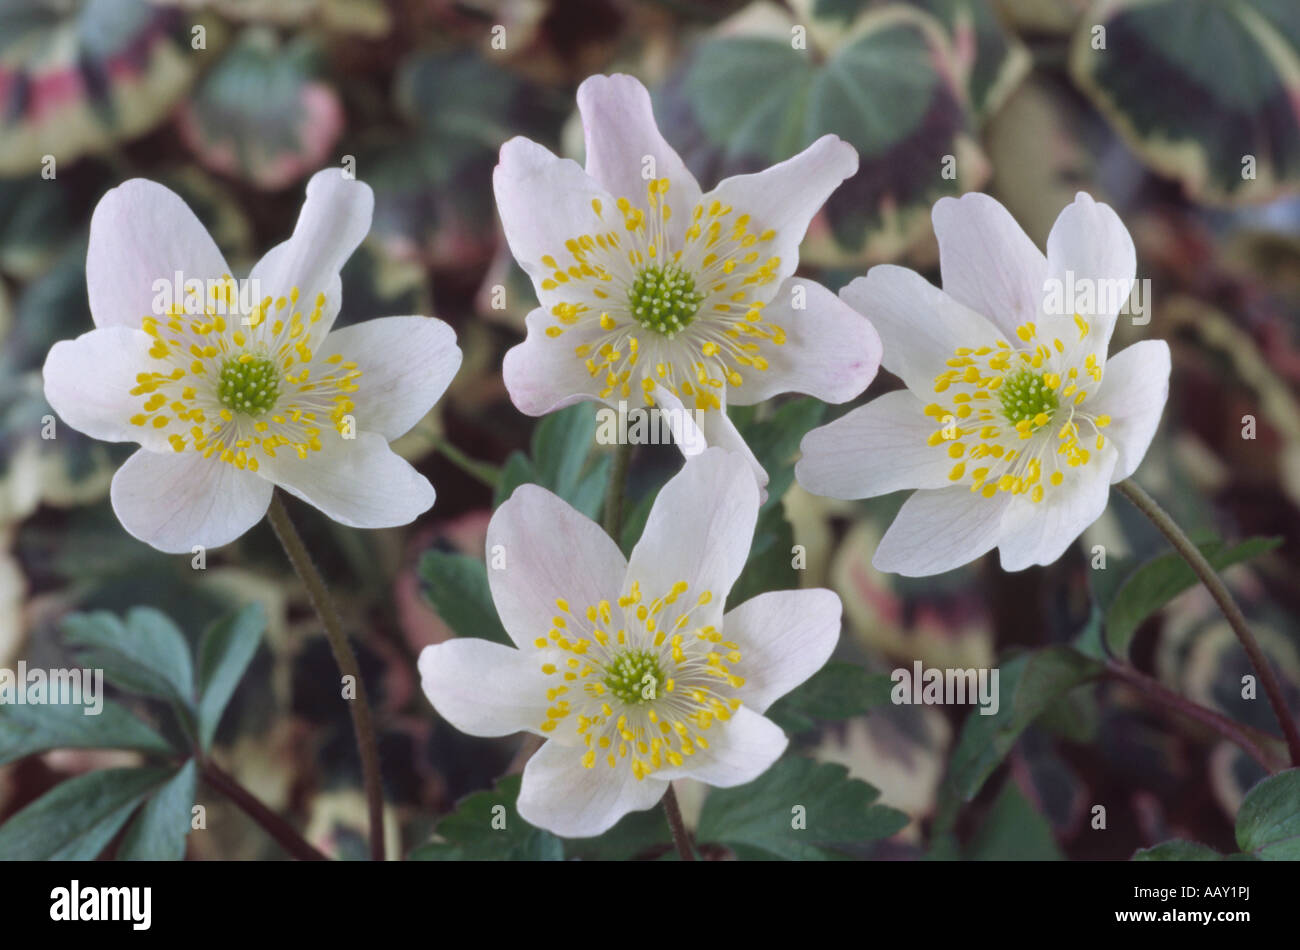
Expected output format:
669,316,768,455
536,178,787,412
534,579,743,781
925,317,1112,504
126,276,361,472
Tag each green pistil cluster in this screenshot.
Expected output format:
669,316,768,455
217,355,280,415
602,648,666,705
628,264,703,337
999,368,1058,425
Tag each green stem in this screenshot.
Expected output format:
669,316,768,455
661,785,696,861
201,760,329,861
1117,479,1300,766
435,438,499,489
266,492,387,860
1104,661,1283,774
603,441,633,539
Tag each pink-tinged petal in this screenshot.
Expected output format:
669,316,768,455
723,588,841,713
502,308,605,416
248,168,373,334
796,390,953,500
86,179,231,329
996,443,1118,571
317,316,461,440
493,137,616,303
727,278,880,406
840,267,1007,397
418,639,553,740
1042,192,1135,369
1086,340,1170,481
932,192,1048,340
516,738,668,838
655,706,787,787
702,135,857,293
110,448,272,554
259,431,434,529
873,486,1011,577
485,483,627,650
42,327,170,450
576,73,701,245
626,448,759,629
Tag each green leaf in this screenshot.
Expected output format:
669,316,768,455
196,604,266,751
62,608,195,709
696,756,908,860
947,646,1103,801
1069,0,1300,204
664,5,978,263
1235,768,1300,860
1133,840,1227,861
0,767,173,860
1104,537,1281,655
766,662,894,734
494,451,536,507
965,784,1063,860
726,503,797,609
0,695,175,766
408,775,563,860
565,807,673,861
118,761,198,861
732,398,826,510
418,551,511,645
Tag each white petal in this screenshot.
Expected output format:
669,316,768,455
42,327,169,450
655,706,787,787
248,168,373,329
625,448,759,627
932,192,1047,340
727,278,880,406
502,308,605,415
317,316,461,440
516,738,668,837
702,135,857,292
86,179,231,329
485,483,627,650
996,445,1119,571
259,431,434,528
796,390,954,500
723,588,841,713
651,385,769,495
840,267,1007,397
1085,340,1170,481
576,73,701,245
1043,192,1135,368
873,486,1011,577
110,448,272,554
418,639,551,739
493,137,615,302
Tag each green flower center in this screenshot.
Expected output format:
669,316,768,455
602,648,666,705
999,368,1059,425
217,355,280,415
627,264,703,337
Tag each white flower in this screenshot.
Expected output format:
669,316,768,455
42,169,462,554
495,73,880,490
796,192,1170,576
419,448,841,837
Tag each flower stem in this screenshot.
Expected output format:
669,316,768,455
1103,660,1284,774
200,760,329,861
603,441,633,539
266,492,387,860
1117,479,1300,766
661,785,695,861
435,437,500,489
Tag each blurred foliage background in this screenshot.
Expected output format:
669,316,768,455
0,0,1298,860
